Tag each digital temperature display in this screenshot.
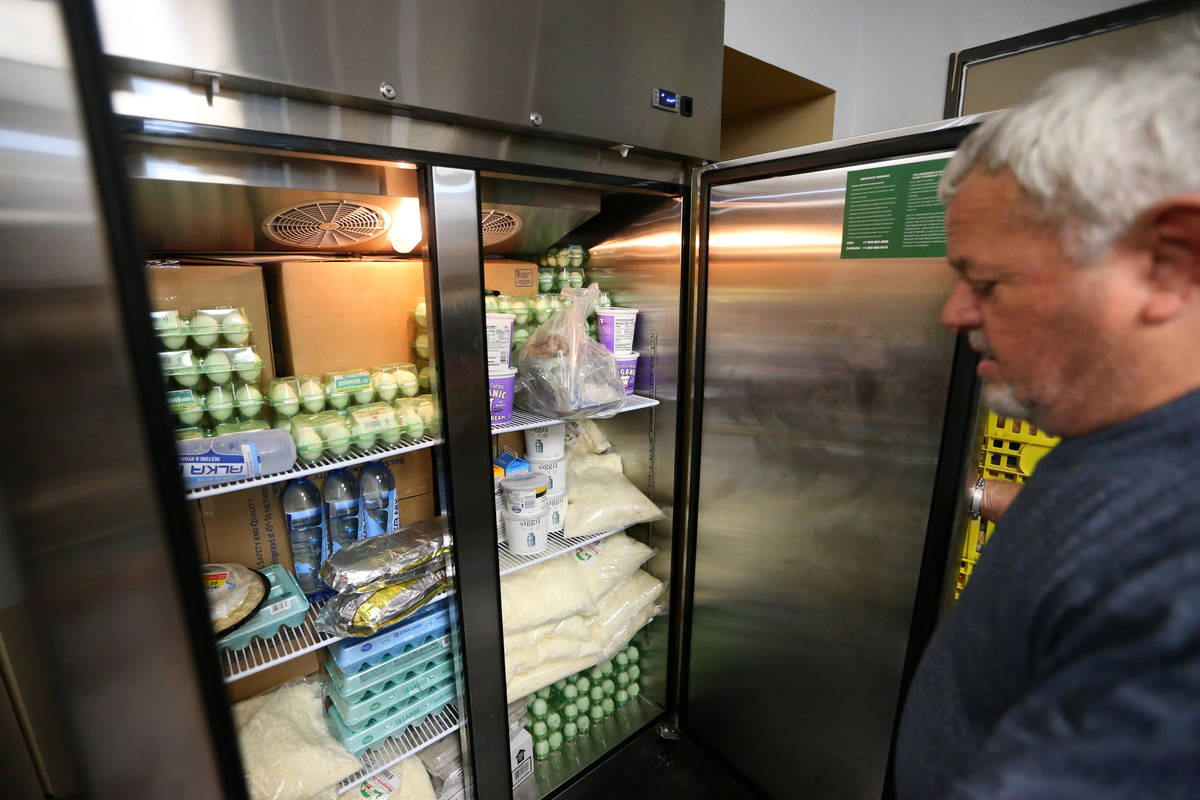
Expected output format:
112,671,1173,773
651,88,678,112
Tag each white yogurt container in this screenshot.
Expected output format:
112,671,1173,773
502,472,548,517
502,509,548,555
597,307,638,354
527,453,566,493
523,423,565,459
485,313,516,369
545,489,567,534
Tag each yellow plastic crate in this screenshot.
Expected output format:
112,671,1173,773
954,559,974,599
979,412,1060,483
961,516,993,564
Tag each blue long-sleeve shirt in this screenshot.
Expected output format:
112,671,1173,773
895,388,1200,799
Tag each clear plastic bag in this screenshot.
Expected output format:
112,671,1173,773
564,460,664,539
232,677,361,800
514,284,626,418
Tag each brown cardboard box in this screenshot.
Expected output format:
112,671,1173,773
146,261,276,379
484,258,537,296
194,450,435,569
266,260,427,375
226,652,320,703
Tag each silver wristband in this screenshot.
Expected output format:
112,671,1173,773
968,477,985,520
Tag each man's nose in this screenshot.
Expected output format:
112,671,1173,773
941,279,981,332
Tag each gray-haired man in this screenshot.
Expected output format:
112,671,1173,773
895,33,1200,799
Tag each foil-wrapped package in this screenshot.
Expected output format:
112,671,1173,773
317,560,453,636
319,517,451,594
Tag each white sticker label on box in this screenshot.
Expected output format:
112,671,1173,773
266,598,293,616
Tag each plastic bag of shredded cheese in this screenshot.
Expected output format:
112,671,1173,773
232,678,360,800
564,462,663,540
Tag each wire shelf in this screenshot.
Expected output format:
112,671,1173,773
185,436,440,500
498,527,626,577
221,590,453,684
490,395,659,435
338,704,462,795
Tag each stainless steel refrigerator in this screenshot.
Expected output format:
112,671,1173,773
0,2,983,798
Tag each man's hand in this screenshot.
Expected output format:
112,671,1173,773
981,480,1021,523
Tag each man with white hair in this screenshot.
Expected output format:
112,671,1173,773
894,34,1200,799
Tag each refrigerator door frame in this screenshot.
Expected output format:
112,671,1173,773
672,117,987,794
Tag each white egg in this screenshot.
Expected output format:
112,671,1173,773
203,351,232,384
414,334,429,359
175,367,201,388
190,313,219,348
297,378,325,413
235,384,264,418
220,311,250,345
206,387,234,421
325,380,351,409
353,385,375,405
379,424,402,446
418,366,431,391
234,351,262,383
325,421,351,457
273,417,292,434
414,300,427,328
373,372,398,401
177,398,204,425
269,382,300,417
294,428,324,462
484,295,499,313
398,409,424,440
510,298,531,325
394,369,418,397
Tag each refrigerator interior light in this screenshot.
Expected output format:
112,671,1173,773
388,197,424,253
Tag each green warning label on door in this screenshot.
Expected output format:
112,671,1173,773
840,158,949,259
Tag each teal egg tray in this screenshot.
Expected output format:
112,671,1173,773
327,676,458,755
325,631,454,699
326,597,451,672
327,653,455,727
216,563,310,653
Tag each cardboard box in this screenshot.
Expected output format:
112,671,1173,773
194,450,435,569
266,260,427,375
145,261,276,379
226,652,320,703
484,259,537,296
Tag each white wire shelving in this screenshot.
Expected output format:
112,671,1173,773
185,435,440,500
490,395,659,435
337,705,462,795
498,527,627,577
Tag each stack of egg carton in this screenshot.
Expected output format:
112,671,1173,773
523,645,642,760
324,597,460,755
153,306,269,441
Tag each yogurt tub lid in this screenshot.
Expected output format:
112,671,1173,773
501,507,548,522
486,312,516,322
489,365,518,379
613,350,640,361
597,306,638,316
545,488,567,501
502,472,548,492
526,452,565,464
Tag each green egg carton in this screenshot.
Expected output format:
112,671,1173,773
327,676,458,755
325,631,454,699
216,563,310,652
326,652,455,727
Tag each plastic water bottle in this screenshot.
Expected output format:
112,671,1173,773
282,479,324,596
359,461,398,538
324,469,360,558
177,429,296,489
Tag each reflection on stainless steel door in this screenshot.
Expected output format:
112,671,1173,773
689,154,957,799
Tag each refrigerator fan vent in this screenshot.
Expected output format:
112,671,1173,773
262,200,392,248
480,209,523,246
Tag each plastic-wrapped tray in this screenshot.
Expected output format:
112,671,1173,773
326,597,451,673
216,564,310,652
326,632,454,699
327,677,458,755
327,653,455,726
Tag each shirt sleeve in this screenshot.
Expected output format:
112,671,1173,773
946,555,1200,800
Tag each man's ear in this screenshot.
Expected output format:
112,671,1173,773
1138,195,1200,325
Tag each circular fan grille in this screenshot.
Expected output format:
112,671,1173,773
480,209,523,246
262,200,392,248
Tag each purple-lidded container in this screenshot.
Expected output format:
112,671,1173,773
597,307,638,354
614,351,639,396
489,366,517,425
